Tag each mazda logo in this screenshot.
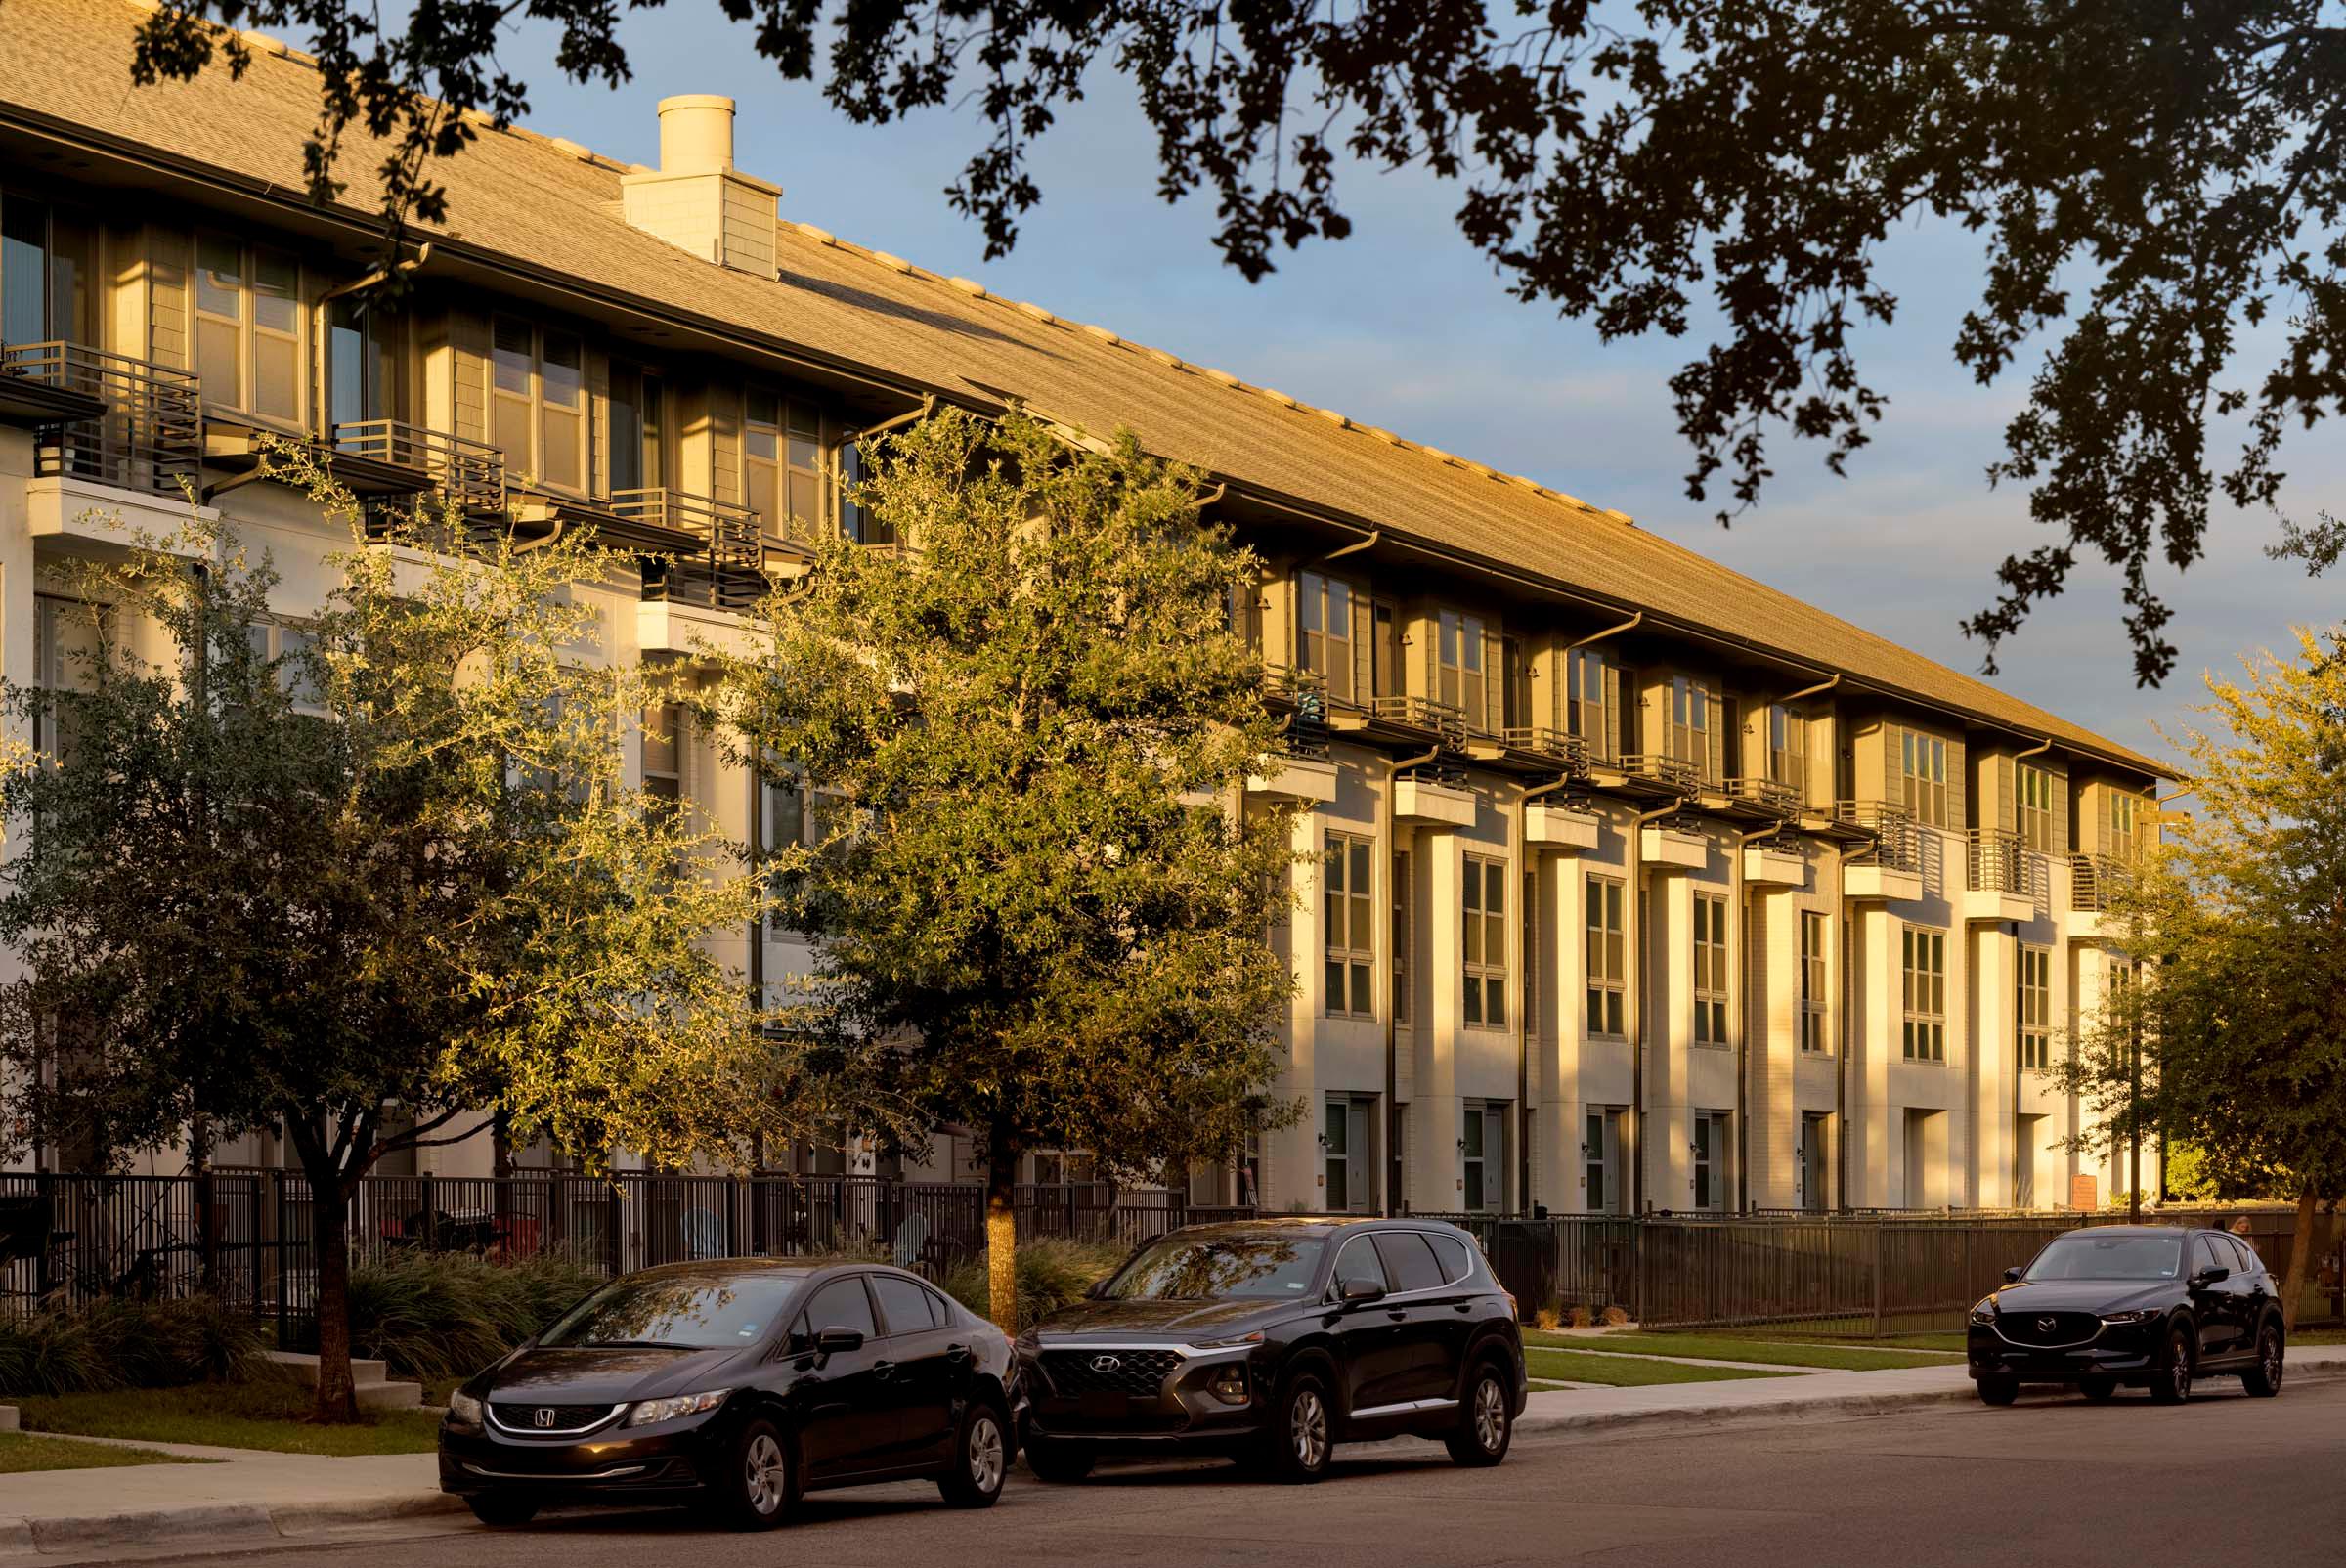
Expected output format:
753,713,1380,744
533,1408,556,1429
1090,1354,1122,1374
2036,1318,2058,1334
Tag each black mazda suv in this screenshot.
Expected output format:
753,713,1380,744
1015,1217,1526,1483
1967,1225,2287,1406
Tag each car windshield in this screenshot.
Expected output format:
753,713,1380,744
2023,1234,2185,1283
537,1274,801,1349
1101,1236,1327,1301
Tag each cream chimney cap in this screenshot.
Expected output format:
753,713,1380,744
657,94,737,174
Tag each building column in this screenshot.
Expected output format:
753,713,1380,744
1971,925,2019,1208
1416,833,1465,1210
1848,902,1897,1209
1645,869,1695,1211
1747,886,1802,1209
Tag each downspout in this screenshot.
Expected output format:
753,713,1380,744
312,242,433,436
1516,773,1579,1215
2007,736,2051,1204
1835,842,1852,1212
1772,672,1842,707
1567,610,1642,651
1384,742,1443,1216
1312,529,1379,565
853,393,936,449
1627,799,1682,1215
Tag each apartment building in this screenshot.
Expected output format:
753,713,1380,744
0,0,2165,1212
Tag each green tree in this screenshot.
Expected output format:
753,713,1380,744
121,2,2346,682
0,455,868,1418
2058,628,2346,1331
712,411,1298,1330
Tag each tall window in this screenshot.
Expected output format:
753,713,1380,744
1371,601,1402,699
1437,610,1486,723
2018,944,2052,1070
1900,926,1946,1061
1900,731,1949,825
1692,893,1728,1046
491,317,585,490
1296,572,1355,702
1768,705,1807,794
2108,789,2141,855
1585,874,1625,1037
32,595,106,763
326,299,400,429
1584,1110,1617,1215
1565,647,1614,761
1391,849,1412,1025
1799,910,1828,1053
1691,1111,1727,1211
1797,1112,1828,1212
2017,762,2055,851
1324,1095,1373,1213
1323,833,1374,1019
196,234,301,422
1461,854,1506,1028
1670,675,1713,776
607,365,666,493
745,390,823,544
1,196,98,347
640,703,683,817
1462,1102,1505,1212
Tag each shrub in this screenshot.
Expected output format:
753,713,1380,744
0,1295,262,1396
942,1237,1127,1325
303,1248,605,1384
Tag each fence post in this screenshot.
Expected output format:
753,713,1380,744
420,1170,438,1251
272,1168,288,1346
1869,1224,1885,1340
196,1165,219,1295
248,1176,262,1326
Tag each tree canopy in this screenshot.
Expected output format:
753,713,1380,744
710,410,1298,1328
125,1,2346,685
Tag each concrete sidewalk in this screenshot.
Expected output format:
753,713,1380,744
3,1346,2340,1558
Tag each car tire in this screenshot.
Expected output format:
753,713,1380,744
715,1417,796,1530
1444,1360,1513,1467
2148,1325,2194,1406
937,1401,1009,1507
2078,1376,2117,1403
1261,1370,1334,1484
2241,1322,2285,1399
1022,1432,1096,1483
464,1495,540,1527
1975,1374,2019,1407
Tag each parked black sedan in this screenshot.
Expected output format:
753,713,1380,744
1015,1217,1526,1483
440,1257,1021,1528
1967,1225,2286,1406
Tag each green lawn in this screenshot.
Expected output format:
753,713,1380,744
1526,1330,1962,1372
17,1381,441,1456
0,1431,212,1473
1524,1347,1796,1387
2292,1328,2345,1346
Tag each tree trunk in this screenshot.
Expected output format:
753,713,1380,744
2281,1186,2319,1336
985,1145,1019,1334
309,1167,361,1423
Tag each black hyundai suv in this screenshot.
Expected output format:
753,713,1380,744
1015,1217,1526,1483
1967,1225,2287,1406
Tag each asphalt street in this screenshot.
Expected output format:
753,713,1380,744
92,1379,2346,1568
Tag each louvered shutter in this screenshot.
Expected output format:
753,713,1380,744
1706,690,1726,784
1351,592,1373,704
1945,736,1968,831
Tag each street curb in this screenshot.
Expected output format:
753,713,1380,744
26,1504,276,1554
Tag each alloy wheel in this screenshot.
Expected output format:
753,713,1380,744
2261,1331,2283,1390
1473,1375,1506,1452
745,1432,787,1514
968,1413,1005,1494
2170,1355,2192,1402
1290,1387,1328,1470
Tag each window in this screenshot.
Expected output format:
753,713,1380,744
326,299,399,429
1462,1101,1506,1212
1585,1110,1618,1215
1521,869,1538,1029
2019,944,2052,1071
1693,893,1728,1046
1900,731,1949,826
1391,849,1412,1025
1768,705,1807,794
641,703,683,819
196,234,301,422
2017,763,2055,851
1323,1095,1374,1213
1691,1111,1728,1211
1566,647,1615,762
1370,601,1402,699
491,317,586,490
1296,572,1355,702
1461,854,1506,1028
32,595,107,763
2108,789,2141,856
1799,911,1829,1053
1425,1232,1474,1284
1901,926,1946,1061
1330,1235,1390,1295
1,196,98,346
1323,832,1374,1018
1797,1113,1828,1212
1585,874,1625,1037
871,1273,943,1334
1669,675,1711,770
800,1277,878,1340
1437,610,1486,723
245,622,326,716
746,390,824,546
1371,1232,1444,1293
838,439,891,546
2014,1112,2041,1208
607,365,666,493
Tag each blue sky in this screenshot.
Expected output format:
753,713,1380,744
493,14,2338,762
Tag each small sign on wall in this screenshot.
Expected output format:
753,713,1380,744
2069,1173,2099,1210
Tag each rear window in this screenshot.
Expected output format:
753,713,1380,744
872,1273,941,1333
1426,1233,1474,1284
1372,1232,1445,1293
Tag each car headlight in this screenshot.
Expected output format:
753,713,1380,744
1967,1298,1997,1326
2101,1309,2161,1326
1206,1363,1251,1405
1188,1331,1264,1350
446,1389,485,1426
625,1388,732,1427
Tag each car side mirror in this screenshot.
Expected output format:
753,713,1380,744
1338,1275,1386,1305
2192,1266,2229,1287
814,1325,865,1354
2002,1267,2022,1284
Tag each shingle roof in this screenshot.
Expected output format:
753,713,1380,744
0,0,2162,775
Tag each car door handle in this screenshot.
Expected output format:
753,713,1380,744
945,1342,974,1362
873,1359,897,1381
1385,1309,1407,1321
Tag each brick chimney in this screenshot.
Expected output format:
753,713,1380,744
620,95,779,275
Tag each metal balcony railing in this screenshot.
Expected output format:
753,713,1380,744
331,419,504,513
3,340,201,497
1616,753,1704,793
1838,799,1923,873
1369,693,1467,745
1721,776,1803,815
1967,828,2029,895
1500,726,1589,772
617,487,763,612
2070,853,2125,912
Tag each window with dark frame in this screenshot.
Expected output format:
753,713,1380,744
1901,926,1946,1061
1799,910,1829,1053
1461,854,1506,1028
2019,944,2052,1070
1586,874,1626,1037
1693,893,1728,1046
1323,832,1374,1019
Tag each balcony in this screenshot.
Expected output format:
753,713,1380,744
1962,828,2037,923
1714,775,1803,819
2070,853,2127,912
330,420,505,509
621,488,763,614
1,341,201,498
1493,726,1589,774
1369,693,1467,746
1605,752,1703,797
1838,800,1924,901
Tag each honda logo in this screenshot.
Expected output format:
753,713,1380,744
1090,1355,1122,1374
533,1408,556,1429
2036,1318,2058,1335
